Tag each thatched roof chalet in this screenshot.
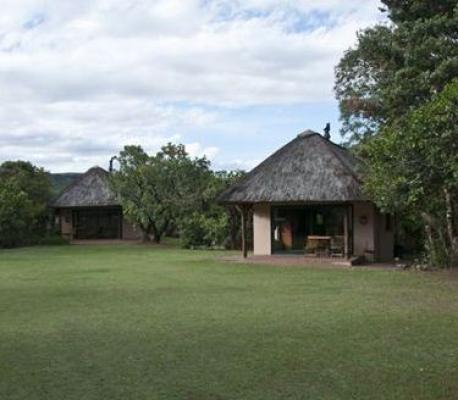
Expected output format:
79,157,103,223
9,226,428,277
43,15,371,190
52,166,119,208
219,130,366,204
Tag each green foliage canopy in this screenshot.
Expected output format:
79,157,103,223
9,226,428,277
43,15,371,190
335,0,458,143
0,161,53,247
111,143,245,247
180,170,246,249
364,79,458,211
335,0,458,267
364,79,458,266
110,143,214,243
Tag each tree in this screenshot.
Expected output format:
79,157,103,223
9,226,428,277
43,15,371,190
213,170,246,249
0,179,33,247
0,161,52,218
364,79,458,267
335,1,458,143
0,161,53,247
110,143,213,243
180,169,246,249
335,1,458,267
109,146,153,242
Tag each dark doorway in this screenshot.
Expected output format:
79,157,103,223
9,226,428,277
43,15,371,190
73,207,122,239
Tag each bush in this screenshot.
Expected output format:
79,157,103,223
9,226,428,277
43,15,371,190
35,234,70,246
0,180,34,248
0,161,55,248
180,213,229,249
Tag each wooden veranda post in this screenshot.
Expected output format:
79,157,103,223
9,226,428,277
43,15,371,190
344,207,349,258
238,204,250,258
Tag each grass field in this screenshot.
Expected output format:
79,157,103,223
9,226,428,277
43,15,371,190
0,244,457,400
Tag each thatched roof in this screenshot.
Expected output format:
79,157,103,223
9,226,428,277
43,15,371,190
219,130,366,204
52,166,119,208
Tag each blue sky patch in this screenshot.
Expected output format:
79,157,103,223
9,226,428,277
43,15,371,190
23,12,46,30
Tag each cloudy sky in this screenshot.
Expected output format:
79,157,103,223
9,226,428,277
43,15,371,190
0,0,383,172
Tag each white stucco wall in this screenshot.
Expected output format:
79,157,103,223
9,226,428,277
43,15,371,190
353,202,394,261
253,203,271,255
353,202,376,261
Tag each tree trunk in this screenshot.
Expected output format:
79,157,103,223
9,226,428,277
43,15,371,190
150,222,160,243
424,223,435,268
444,188,456,265
141,223,153,243
142,231,151,242
421,212,436,268
153,220,170,244
343,208,349,258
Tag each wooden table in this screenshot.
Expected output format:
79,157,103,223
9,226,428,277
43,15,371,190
307,235,332,241
305,236,332,256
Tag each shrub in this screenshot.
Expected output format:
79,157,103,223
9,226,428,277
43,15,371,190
180,213,229,249
0,161,53,248
0,180,34,248
35,234,70,246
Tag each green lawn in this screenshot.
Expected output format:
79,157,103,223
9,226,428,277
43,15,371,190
0,244,457,400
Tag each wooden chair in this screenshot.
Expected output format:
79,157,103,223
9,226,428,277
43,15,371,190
330,236,344,257
305,236,331,257
304,237,318,256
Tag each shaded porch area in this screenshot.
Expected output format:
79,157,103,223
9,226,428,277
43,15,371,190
72,207,123,240
271,204,353,257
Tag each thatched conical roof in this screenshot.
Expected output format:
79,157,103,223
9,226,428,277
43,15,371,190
219,130,366,204
52,166,119,208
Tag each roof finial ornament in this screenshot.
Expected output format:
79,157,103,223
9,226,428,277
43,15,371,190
323,123,331,140
109,156,118,172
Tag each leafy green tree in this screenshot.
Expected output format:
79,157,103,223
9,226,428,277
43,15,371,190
0,179,33,247
110,144,213,243
180,212,229,249
180,169,246,249
335,1,458,267
109,146,153,241
213,170,246,249
335,0,458,143
0,161,53,247
155,143,214,221
364,80,458,267
0,161,52,218
111,143,246,247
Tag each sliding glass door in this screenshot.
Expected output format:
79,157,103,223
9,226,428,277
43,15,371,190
271,205,352,255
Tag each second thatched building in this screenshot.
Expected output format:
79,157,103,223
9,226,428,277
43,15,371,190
52,166,142,240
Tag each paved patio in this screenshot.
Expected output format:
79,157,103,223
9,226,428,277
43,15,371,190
70,239,142,245
221,254,398,269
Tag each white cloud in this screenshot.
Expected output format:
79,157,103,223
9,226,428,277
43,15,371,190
214,157,260,172
185,142,220,160
0,0,382,171
0,96,217,171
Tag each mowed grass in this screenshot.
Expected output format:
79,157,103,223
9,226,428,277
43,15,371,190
0,244,457,400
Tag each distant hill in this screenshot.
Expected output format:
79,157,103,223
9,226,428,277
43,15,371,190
49,173,82,195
